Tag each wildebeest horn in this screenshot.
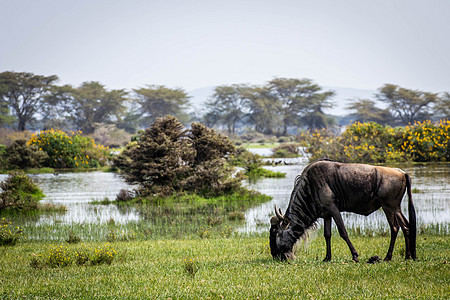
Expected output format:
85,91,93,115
274,205,284,220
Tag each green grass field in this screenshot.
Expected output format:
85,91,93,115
1,233,448,299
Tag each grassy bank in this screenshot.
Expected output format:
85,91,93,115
1,233,448,299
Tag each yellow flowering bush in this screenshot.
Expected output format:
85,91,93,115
399,120,450,162
299,120,449,163
28,129,111,168
30,243,117,268
0,218,23,245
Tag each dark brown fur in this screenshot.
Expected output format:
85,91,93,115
270,160,416,262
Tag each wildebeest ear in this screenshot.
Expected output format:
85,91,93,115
270,216,280,226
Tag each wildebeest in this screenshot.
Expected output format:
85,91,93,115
269,160,416,262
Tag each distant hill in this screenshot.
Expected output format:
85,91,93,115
187,86,379,117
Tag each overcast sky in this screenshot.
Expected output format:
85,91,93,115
1,0,449,93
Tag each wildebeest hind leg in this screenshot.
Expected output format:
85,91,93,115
382,207,399,261
396,211,412,259
330,207,359,262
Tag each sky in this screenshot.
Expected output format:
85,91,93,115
1,0,449,96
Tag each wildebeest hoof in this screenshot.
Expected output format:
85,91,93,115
367,255,380,264
323,257,331,262
352,256,359,263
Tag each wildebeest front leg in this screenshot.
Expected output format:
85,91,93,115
330,207,359,262
323,217,332,262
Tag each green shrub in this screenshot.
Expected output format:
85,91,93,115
230,148,263,172
1,139,48,170
114,116,239,197
0,171,45,211
28,129,111,168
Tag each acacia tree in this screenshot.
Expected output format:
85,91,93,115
245,86,282,134
376,84,438,125
267,78,335,134
205,84,250,134
133,85,190,127
0,71,58,130
46,81,128,134
433,92,450,121
301,90,336,129
346,99,393,125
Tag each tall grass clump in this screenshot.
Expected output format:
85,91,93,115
299,119,449,163
28,129,111,168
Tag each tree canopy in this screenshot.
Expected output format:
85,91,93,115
346,99,392,125
0,71,58,131
133,85,190,127
44,81,128,134
376,84,438,125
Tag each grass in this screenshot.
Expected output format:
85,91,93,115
245,167,286,178
0,233,448,298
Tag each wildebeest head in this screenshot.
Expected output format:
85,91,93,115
269,206,295,260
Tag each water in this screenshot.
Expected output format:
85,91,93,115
0,163,448,233
0,172,139,225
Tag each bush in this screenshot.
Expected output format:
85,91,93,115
271,142,300,158
28,129,111,168
298,120,450,163
1,139,48,170
229,148,263,173
0,171,45,211
114,116,239,197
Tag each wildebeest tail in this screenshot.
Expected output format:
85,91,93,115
406,173,417,259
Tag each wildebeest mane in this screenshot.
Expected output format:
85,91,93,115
284,164,321,237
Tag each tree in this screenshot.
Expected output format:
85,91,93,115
245,86,282,134
133,85,190,127
205,84,250,134
0,98,15,127
346,99,393,125
433,92,450,121
267,78,335,134
46,81,128,134
0,71,58,131
114,115,238,197
301,90,336,129
376,84,438,125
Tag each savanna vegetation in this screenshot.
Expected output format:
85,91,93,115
1,71,449,298
299,119,450,163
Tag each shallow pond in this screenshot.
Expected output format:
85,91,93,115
0,163,448,234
